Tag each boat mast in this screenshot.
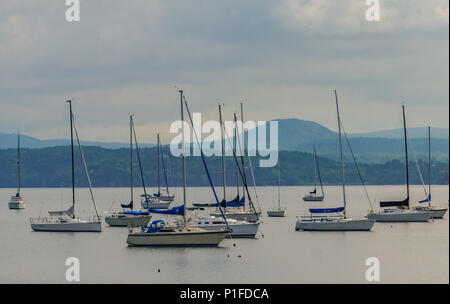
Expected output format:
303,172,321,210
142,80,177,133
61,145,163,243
67,100,75,219
334,90,347,218
428,126,431,207
312,147,317,193
157,133,161,196
402,105,410,209
130,115,134,210
277,160,281,210
240,102,246,211
234,121,239,199
180,90,187,225
17,131,21,197
218,104,226,207
314,145,325,197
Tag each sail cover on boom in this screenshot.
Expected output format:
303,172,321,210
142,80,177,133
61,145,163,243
48,205,74,217
309,207,344,214
148,205,184,215
380,197,409,208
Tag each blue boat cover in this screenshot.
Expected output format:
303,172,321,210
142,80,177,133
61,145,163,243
148,205,184,215
145,220,165,233
226,196,245,207
418,194,431,204
123,210,149,215
309,207,345,214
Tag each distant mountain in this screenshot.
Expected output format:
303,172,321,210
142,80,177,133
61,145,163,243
0,133,155,149
350,127,449,139
1,119,448,162
254,119,449,162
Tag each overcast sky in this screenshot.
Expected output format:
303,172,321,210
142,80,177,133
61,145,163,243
0,0,448,143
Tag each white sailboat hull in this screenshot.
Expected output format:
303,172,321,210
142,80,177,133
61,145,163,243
429,209,447,219
413,206,448,219
190,221,260,238
127,229,228,247
30,218,102,232
141,201,171,209
302,195,324,202
105,214,151,227
210,210,261,223
367,210,432,222
267,209,286,217
295,218,375,231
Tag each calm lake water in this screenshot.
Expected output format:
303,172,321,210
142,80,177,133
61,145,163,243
0,185,448,284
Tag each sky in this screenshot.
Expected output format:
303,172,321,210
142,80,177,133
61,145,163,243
0,0,448,143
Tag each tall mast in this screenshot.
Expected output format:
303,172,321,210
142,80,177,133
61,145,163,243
67,100,75,219
402,105,410,208
334,90,347,218
428,126,431,207
277,160,281,209
218,104,226,206
180,90,187,225
157,133,161,196
314,145,324,196
17,131,21,196
130,115,134,210
240,102,246,211
234,120,239,198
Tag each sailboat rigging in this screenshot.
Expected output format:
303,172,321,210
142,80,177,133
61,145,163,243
296,90,375,231
412,126,448,219
303,145,325,202
367,106,433,222
105,115,152,227
267,160,286,217
30,100,102,232
126,90,230,247
8,132,26,209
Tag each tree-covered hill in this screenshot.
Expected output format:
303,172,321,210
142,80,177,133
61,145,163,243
0,146,447,188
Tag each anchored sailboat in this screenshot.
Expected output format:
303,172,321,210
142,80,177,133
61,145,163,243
153,134,175,202
210,104,262,222
267,160,286,217
303,145,325,202
412,127,448,219
8,132,25,210
136,132,170,210
30,100,101,232
296,90,375,231
367,106,432,222
126,90,229,247
105,115,152,227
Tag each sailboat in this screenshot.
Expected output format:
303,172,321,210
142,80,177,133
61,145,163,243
138,134,170,210
153,134,175,202
412,127,448,219
8,132,26,210
190,104,260,237
30,100,102,232
105,115,152,227
126,90,229,247
296,90,375,231
303,145,325,202
267,160,286,217
367,106,433,222
210,104,262,223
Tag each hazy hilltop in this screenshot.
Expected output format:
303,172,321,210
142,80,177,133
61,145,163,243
1,118,448,163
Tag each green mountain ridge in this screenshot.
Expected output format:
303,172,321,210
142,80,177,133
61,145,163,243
0,146,447,188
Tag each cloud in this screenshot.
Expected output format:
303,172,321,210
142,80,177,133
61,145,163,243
0,0,448,143
273,0,449,35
